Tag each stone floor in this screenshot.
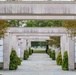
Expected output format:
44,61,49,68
0,53,76,75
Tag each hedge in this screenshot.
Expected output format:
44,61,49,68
9,49,22,70
62,51,68,70
56,52,62,65
29,48,33,55
24,50,29,60
51,50,55,60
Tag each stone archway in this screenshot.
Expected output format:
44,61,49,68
2,27,75,70
0,1,75,71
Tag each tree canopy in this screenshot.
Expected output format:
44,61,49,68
31,41,46,47
46,36,60,48
0,20,9,38
62,20,76,37
8,20,26,27
25,20,62,27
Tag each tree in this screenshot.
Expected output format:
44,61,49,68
25,20,62,27
31,41,46,47
62,20,76,37
0,20,9,38
46,36,60,48
8,20,26,27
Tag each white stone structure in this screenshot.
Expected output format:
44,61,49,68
2,27,75,71
0,1,76,20
0,1,75,71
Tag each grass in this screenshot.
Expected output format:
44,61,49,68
33,50,46,53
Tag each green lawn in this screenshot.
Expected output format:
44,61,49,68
33,50,46,53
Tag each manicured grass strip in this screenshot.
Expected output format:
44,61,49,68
33,50,46,53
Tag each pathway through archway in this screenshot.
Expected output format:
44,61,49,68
1,53,76,75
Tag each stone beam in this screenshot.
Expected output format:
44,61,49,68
8,27,66,33
13,33,65,36
8,27,67,37
0,1,76,15
18,36,50,40
0,15,76,20
0,1,76,20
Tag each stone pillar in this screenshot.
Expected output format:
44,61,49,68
3,33,12,70
28,40,31,49
61,35,75,70
60,35,66,58
20,39,26,59
67,36,75,70
12,35,18,55
26,39,31,50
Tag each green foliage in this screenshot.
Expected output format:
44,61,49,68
9,49,22,70
50,50,51,58
29,48,33,55
0,67,3,70
0,20,9,38
24,50,29,60
62,51,68,70
51,50,55,60
31,41,46,47
25,20,62,27
8,20,25,27
9,50,18,70
47,49,51,56
62,20,76,37
56,52,62,65
33,50,45,53
47,49,52,58
17,56,22,65
46,36,60,48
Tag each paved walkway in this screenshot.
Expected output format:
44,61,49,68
0,53,76,75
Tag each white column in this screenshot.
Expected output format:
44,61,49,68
61,35,75,70
12,35,18,55
67,36,75,70
3,33,12,70
20,39,26,59
28,40,31,49
60,35,66,58
26,39,31,50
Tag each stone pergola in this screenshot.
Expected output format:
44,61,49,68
2,27,75,71
0,1,76,71
17,36,50,59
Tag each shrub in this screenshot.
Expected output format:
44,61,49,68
50,50,51,58
9,49,18,70
32,49,33,53
56,52,62,65
47,49,50,56
29,48,33,55
9,49,22,70
17,56,22,65
62,51,68,70
51,50,55,60
24,50,29,60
